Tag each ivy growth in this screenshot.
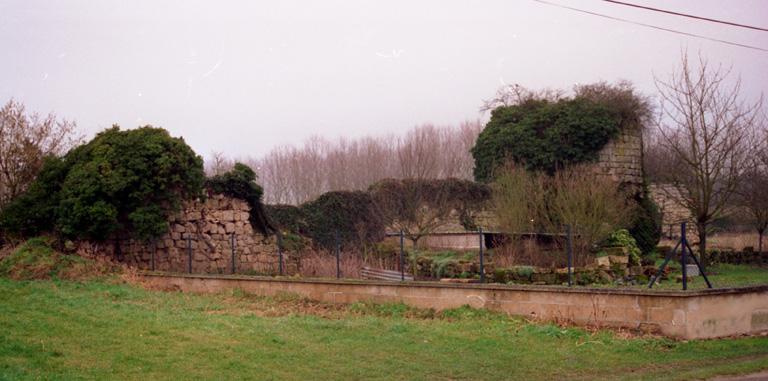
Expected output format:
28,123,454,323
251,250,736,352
472,82,650,182
472,98,621,182
300,190,385,250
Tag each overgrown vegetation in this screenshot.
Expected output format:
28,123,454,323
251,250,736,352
206,162,273,234
0,237,121,280
264,204,304,233
476,82,660,257
492,165,630,264
264,178,491,250
0,126,205,242
472,82,649,182
301,190,385,250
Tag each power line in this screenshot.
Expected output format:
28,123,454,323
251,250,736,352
530,0,768,53
600,0,768,32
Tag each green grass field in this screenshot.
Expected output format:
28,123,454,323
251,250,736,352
1,278,767,381
643,263,768,290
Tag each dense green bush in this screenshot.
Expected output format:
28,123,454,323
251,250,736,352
0,156,69,239
628,190,662,256
602,229,642,265
206,163,273,234
0,126,205,242
472,98,622,182
301,190,385,250
264,204,305,233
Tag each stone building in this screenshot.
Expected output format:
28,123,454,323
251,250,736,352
77,194,286,274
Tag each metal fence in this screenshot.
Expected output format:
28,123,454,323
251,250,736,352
148,222,767,292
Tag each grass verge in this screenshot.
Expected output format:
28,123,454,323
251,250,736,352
0,278,766,380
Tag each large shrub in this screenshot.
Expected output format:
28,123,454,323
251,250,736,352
264,204,305,233
628,189,662,256
0,126,205,241
301,190,385,250
0,156,69,239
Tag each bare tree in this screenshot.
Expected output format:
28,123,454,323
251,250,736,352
205,150,234,176
735,112,768,252
0,99,80,209
370,178,489,247
253,121,482,205
546,166,631,256
397,125,440,179
643,128,670,183
480,83,564,113
654,52,763,267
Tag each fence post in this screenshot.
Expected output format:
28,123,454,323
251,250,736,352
399,230,405,281
278,233,284,276
187,235,192,274
335,230,340,279
231,234,236,274
151,240,156,271
566,224,573,287
479,227,485,283
681,222,688,291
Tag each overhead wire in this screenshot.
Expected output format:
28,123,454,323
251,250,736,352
530,0,768,53
600,0,768,32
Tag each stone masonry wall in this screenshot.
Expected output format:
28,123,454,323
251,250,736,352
595,127,643,188
648,183,695,238
77,194,288,274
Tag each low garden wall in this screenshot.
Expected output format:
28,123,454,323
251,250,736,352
140,272,768,340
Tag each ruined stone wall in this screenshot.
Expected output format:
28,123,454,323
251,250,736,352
77,194,289,274
649,183,694,238
595,127,643,188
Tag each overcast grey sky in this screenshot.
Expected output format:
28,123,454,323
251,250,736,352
1,0,767,159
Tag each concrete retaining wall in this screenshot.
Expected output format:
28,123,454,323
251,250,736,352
140,272,768,339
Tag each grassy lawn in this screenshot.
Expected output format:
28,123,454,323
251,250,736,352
1,279,767,380
644,263,768,291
